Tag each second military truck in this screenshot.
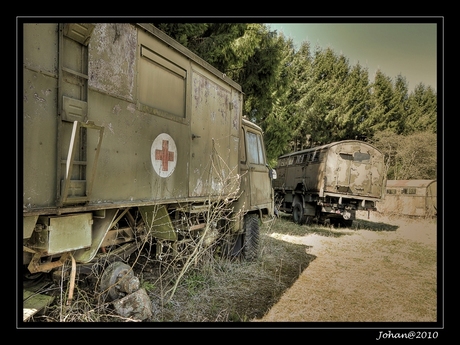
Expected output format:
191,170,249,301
273,140,386,227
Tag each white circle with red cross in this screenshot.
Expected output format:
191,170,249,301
151,133,177,178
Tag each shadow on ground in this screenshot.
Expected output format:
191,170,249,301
353,218,399,232
276,212,399,233
233,235,316,321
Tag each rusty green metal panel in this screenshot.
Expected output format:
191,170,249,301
275,140,385,200
190,68,240,198
325,141,385,198
23,24,59,209
242,121,273,212
379,180,437,217
23,215,39,240
86,25,192,203
63,23,94,46
23,23,256,209
23,289,55,322
28,213,92,255
139,205,177,241
23,23,274,272
72,208,118,263
88,24,136,101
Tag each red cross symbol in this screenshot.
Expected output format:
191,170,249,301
155,140,175,171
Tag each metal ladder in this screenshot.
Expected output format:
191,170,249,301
57,23,104,206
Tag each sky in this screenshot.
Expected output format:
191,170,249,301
266,22,439,92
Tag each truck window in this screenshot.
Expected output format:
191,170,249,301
339,151,371,163
311,151,324,163
139,46,187,118
354,152,371,163
402,188,417,195
339,153,353,161
246,131,265,165
277,158,286,167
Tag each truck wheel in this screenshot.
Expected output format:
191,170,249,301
242,214,259,261
341,219,353,228
100,261,139,301
292,200,305,224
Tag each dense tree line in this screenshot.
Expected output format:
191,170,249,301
153,23,438,180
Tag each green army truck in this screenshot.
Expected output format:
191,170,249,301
22,23,275,320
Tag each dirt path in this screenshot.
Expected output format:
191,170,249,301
253,215,438,322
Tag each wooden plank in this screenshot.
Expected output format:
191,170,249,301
23,289,55,322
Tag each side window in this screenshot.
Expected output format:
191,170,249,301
340,151,371,163
402,188,417,195
246,131,265,165
138,46,187,118
311,151,320,162
354,151,371,163
339,153,353,161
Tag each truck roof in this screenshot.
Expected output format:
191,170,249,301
278,140,378,159
386,180,436,188
242,117,264,132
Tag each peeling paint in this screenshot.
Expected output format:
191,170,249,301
193,179,203,195
211,178,223,192
89,24,136,101
112,104,121,115
34,93,45,102
274,140,385,221
127,103,136,113
107,123,114,134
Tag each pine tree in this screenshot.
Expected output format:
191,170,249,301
152,23,247,73
405,83,437,134
289,41,315,150
364,70,400,135
262,35,297,163
151,23,438,179
343,63,372,140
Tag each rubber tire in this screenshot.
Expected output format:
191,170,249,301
242,214,260,261
341,219,353,228
223,232,242,259
323,217,333,228
292,200,305,224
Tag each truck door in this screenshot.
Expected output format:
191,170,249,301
189,70,240,198
335,152,353,193
241,124,272,209
336,150,372,195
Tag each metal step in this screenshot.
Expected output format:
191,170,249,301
23,289,55,322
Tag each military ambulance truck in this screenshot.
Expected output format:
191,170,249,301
273,140,385,227
22,23,274,319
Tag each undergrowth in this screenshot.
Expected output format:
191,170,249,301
26,213,424,323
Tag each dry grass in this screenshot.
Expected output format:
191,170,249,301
255,213,438,323
26,212,439,324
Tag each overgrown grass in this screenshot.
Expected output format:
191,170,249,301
27,212,434,323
